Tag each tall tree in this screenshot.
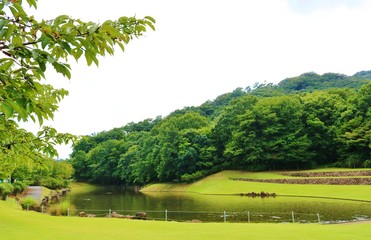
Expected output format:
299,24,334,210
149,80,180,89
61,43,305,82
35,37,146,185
337,83,371,167
301,89,353,165
0,0,155,180
152,112,211,181
211,95,258,170
225,96,311,170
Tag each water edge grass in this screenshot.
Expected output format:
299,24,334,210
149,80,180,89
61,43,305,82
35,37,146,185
142,170,371,201
0,200,370,240
1,170,371,239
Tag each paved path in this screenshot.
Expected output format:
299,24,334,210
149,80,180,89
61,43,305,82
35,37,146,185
22,186,42,201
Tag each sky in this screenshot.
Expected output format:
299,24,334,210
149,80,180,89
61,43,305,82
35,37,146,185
22,0,371,158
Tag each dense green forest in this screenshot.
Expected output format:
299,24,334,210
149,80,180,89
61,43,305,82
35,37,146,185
70,71,371,185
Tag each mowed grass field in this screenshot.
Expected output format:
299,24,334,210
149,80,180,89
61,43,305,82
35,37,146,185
1,168,370,240
142,169,371,201
1,200,371,240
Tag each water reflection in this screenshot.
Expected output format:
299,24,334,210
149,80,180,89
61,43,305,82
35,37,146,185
63,187,371,223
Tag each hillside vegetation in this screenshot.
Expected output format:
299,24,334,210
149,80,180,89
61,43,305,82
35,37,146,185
70,71,371,185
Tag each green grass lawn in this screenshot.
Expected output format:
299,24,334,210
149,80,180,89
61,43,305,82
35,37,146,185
142,170,371,201
0,200,370,240
2,169,371,240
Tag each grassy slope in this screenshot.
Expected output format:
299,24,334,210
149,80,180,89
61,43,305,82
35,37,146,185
69,182,100,194
1,170,370,240
0,200,370,240
142,170,371,201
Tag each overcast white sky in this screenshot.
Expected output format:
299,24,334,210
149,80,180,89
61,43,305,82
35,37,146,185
23,0,371,158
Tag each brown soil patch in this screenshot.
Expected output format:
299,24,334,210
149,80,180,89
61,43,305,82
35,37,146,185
231,170,371,185
283,170,371,177
231,177,371,185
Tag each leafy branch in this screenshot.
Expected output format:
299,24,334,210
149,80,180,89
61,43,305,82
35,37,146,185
0,0,155,179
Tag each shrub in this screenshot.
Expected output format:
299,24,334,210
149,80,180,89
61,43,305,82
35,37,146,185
181,171,204,183
0,183,14,200
12,181,28,195
48,204,60,216
48,200,75,216
59,200,74,216
20,196,38,210
364,160,371,168
39,177,69,190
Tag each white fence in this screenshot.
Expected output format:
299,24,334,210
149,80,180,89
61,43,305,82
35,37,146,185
40,207,336,223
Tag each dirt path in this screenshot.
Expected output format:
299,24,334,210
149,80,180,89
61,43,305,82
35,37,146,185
22,186,42,201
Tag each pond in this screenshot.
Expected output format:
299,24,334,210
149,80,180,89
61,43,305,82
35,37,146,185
62,186,371,223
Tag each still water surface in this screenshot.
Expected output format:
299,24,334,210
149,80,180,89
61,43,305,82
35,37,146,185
63,187,371,223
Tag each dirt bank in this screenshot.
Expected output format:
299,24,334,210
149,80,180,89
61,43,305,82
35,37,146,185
231,177,371,185
283,170,371,177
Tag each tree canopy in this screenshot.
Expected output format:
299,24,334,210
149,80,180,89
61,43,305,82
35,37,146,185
0,0,155,183
70,73,370,185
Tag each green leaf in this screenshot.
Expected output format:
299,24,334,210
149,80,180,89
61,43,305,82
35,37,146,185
9,5,19,18
84,51,93,66
39,60,46,72
40,35,51,49
5,23,15,40
89,23,99,34
105,45,114,55
144,16,156,24
144,20,155,31
13,3,27,18
117,41,125,52
0,19,7,31
26,0,38,9
1,102,14,118
7,100,27,120
52,62,71,79
84,51,99,66
54,15,69,26
26,102,34,114
29,114,36,123
71,48,83,61
0,59,14,71
59,41,71,53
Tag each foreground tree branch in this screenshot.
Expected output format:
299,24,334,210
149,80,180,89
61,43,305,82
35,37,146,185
0,0,155,180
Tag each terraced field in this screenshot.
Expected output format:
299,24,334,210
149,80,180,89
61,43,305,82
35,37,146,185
231,170,371,185
144,169,371,201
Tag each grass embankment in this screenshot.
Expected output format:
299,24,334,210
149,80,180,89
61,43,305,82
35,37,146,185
1,169,370,239
0,200,370,240
142,169,371,201
69,182,100,194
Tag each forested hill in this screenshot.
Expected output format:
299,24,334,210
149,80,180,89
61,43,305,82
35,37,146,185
190,71,371,119
277,71,371,93
70,71,371,185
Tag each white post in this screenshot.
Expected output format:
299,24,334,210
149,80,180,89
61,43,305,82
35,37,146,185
317,213,321,224
223,211,227,223
41,205,44,214
109,209,112,218
68,208,70,217
165,209,168,221
248,211,250,223
292,211,295,223
27,204,29,211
